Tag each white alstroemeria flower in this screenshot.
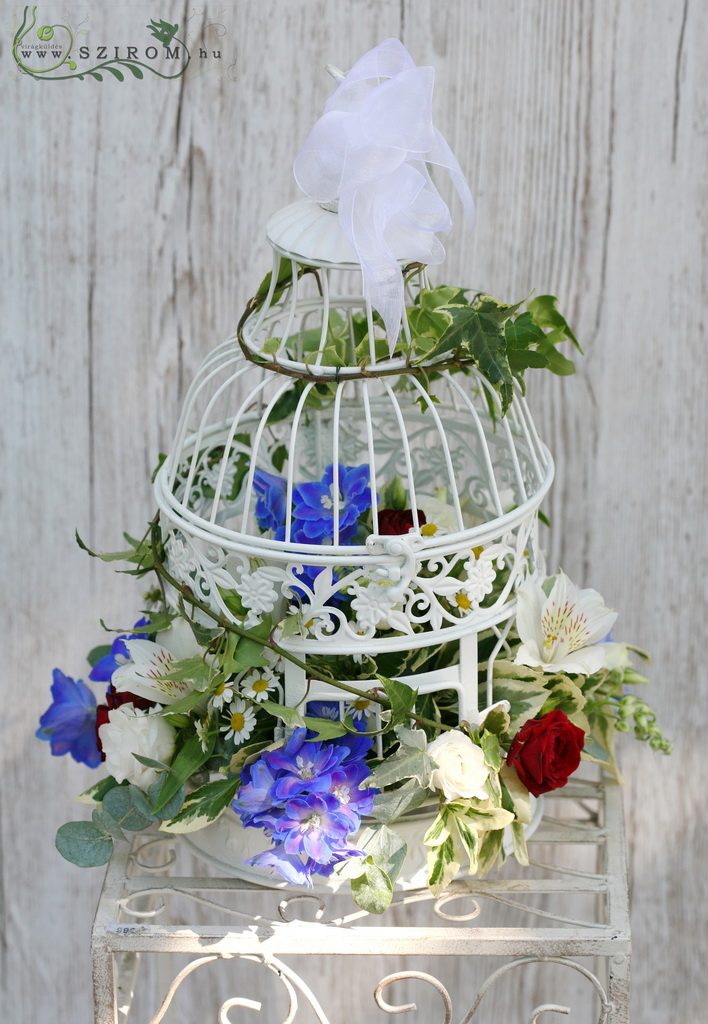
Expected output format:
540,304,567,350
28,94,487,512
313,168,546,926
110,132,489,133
417,495,459,537
221,699,257,743
99,704,177,791
112,617,202,705
515,571,618,674
241,667,277,703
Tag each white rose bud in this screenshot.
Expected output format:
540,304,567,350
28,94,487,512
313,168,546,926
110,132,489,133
427,730,490,802
99,704,177,792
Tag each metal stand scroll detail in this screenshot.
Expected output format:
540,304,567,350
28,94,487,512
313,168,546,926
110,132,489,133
91,776,631,1023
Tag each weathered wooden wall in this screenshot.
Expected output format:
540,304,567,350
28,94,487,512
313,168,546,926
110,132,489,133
2,1,706,1021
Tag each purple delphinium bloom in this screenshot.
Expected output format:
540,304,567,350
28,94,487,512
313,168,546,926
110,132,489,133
233,727,377,885
292,464,371,544
89,617,151,682
36,669,100,768
253,469,288,534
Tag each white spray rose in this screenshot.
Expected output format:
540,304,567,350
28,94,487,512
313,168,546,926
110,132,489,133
427,730,490,803
99,704,177,791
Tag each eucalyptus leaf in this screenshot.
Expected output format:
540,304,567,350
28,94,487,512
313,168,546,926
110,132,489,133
102,785,153,831
92,807,126,842
55,821,114,868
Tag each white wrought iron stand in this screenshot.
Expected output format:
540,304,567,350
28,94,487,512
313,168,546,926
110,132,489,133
91,774,630,1023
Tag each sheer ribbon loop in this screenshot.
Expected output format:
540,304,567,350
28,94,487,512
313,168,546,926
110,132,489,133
294,38,475,352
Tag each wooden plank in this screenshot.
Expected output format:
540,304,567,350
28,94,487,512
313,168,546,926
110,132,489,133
2,1,705,1021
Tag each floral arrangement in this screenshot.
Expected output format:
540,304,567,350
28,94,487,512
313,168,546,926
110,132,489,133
38,523,668,912
37,280,669,913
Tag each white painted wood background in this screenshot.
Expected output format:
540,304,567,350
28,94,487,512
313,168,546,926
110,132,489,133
2,1,706,1021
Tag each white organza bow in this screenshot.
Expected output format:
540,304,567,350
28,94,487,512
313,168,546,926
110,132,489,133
294,38,475,351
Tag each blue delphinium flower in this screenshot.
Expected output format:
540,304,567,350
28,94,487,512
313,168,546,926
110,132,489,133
89,617,151,682
253,469,288,534
292,464,371,544
252,464,372,545
233,727,377,885
36,669,100,768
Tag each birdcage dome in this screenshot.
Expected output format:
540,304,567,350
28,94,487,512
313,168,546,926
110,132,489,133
153,204,554,671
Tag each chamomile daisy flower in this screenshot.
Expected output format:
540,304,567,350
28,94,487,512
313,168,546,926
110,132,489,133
221,699,257,743
241,667,277,703
209,680,236,711
346,696,375,721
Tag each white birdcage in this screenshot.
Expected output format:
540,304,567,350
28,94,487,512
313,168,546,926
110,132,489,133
153,195,554,731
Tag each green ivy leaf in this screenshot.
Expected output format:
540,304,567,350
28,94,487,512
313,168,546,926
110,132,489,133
302,716,347,740
377,674,417,727
434,306,515,414
504,311,546,349
370,779,430,824
358,825,408,884
55,821,114,867
260,700,305,729
351,859,394,914
271,444,288,472
527,295,581,351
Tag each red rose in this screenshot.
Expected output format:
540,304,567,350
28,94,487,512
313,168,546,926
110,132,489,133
506,709,585,797
378,508,427,535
